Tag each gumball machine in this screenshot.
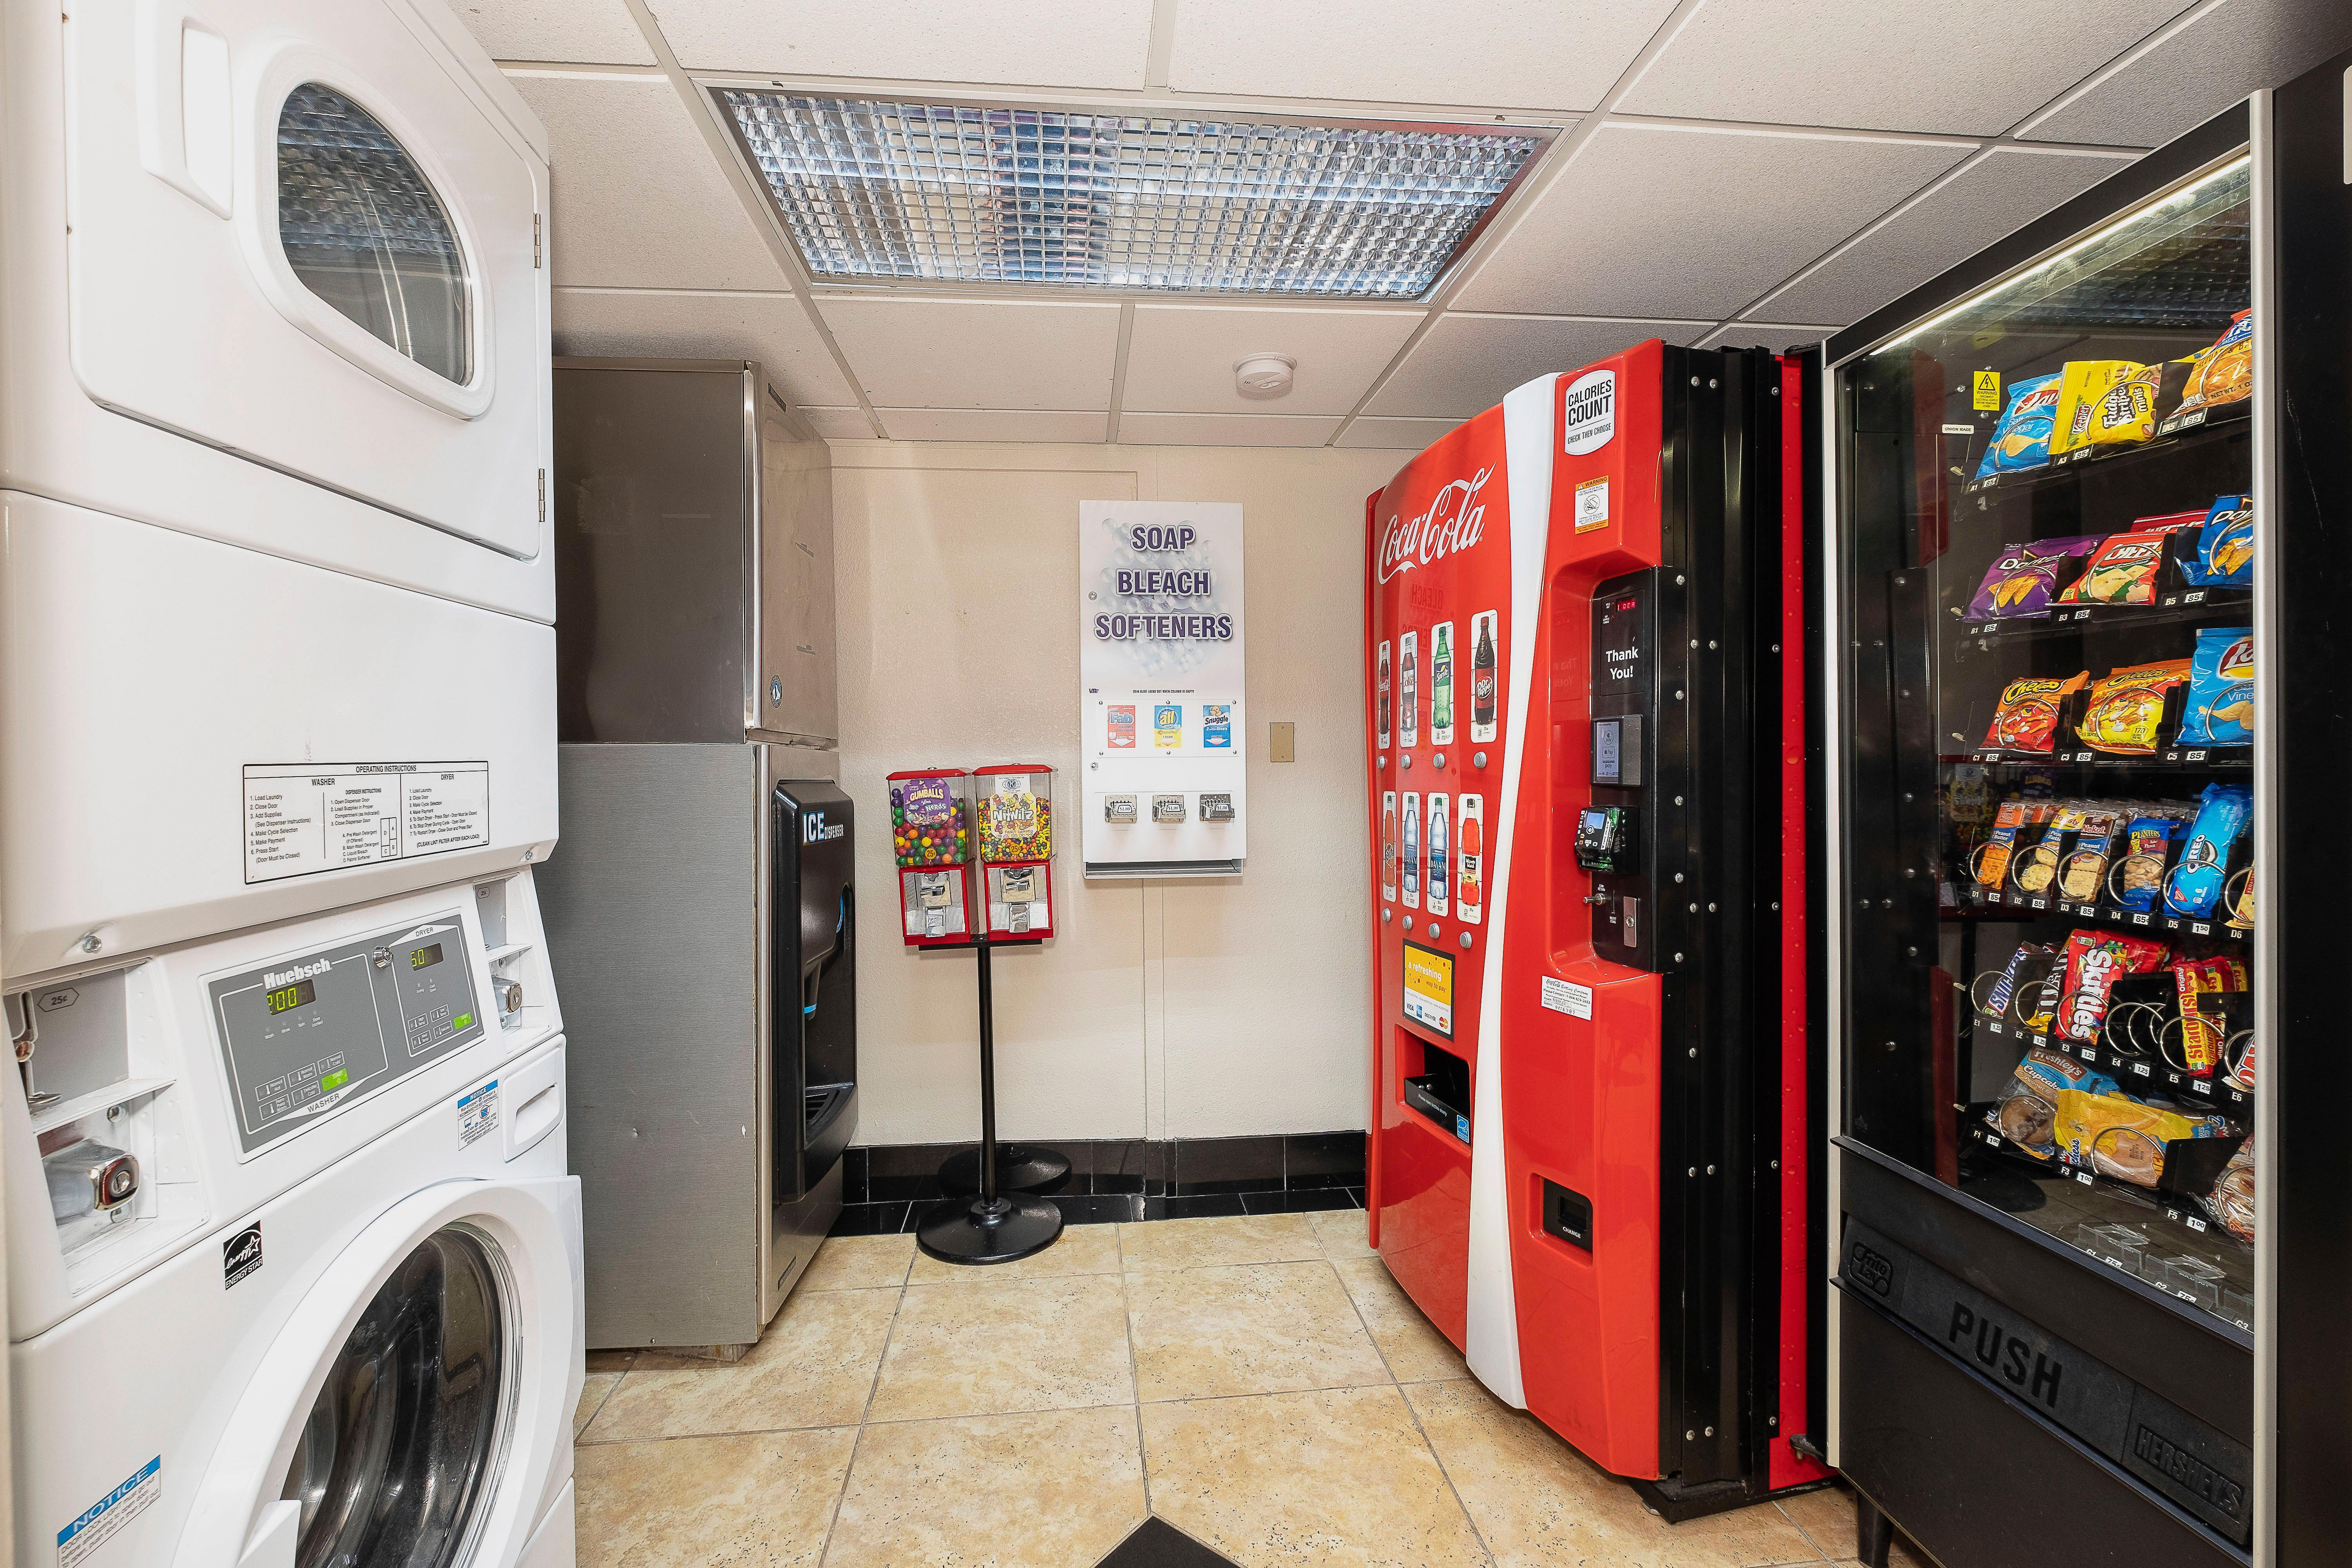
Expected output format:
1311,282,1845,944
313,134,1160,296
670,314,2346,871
887,768,973,946
974,764,1054,940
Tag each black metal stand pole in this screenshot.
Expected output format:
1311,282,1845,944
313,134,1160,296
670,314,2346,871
938,935,1072,1197
916,929,1063,1265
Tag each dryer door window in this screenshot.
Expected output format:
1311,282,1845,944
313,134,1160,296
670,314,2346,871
280,1224,511,1568
277,83,472,388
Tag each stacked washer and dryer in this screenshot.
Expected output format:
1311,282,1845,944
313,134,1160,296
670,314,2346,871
2,2,579,1566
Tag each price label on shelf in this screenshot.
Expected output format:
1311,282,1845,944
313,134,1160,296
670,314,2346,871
2131,1062,2151,1077
2193,1079,2214,1095
2187,1216,2208,1232
2076,1173,2094,1187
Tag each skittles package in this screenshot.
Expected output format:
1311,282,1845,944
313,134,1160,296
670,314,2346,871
2049,360,2145,455
2163,782,2251,918
1964,536,2103,621
2174,310,2254,419
2176,626,2252,748
2058,514,2201,605
2053,927,2171,1045
2181,494,2253,587
1981,671,2087,753
1973,374,2062,478
2077,659,2193,756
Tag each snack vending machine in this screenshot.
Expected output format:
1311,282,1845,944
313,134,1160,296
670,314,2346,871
975,766,1054,938
1363,339,1827,1517
889,768,975,946
1823,64,2352,1568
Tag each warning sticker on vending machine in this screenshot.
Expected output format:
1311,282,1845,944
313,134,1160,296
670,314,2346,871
1402,942,1454,1038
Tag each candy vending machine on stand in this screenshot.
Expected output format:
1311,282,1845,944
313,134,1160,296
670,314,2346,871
889,769,974,946
975,766,1054,939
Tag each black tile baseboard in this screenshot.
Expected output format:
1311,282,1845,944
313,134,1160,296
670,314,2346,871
828,1182,1367,1237
836,1131,1364,1209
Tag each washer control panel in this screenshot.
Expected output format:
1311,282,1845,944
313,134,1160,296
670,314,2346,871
208,913,484,1153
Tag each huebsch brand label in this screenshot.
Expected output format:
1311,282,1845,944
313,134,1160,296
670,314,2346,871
243,762,490,884
223,1223,263,1289
1561,369,1617,456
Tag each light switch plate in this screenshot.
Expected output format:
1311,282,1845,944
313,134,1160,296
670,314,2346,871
1269,722,1295,762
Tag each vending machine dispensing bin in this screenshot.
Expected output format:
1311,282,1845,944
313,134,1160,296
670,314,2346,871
975,766,1054,940
1364,341,1827,1517
889,768,975,946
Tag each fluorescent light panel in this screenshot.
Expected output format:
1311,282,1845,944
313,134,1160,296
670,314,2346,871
719,93,1541,298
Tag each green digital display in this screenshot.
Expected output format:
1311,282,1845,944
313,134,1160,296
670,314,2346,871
320,1068,349,1093
409,942,445,971
266,978,317,1015
452,1012,473,1031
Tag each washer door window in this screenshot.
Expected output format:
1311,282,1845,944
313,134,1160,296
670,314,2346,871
281,1225,510,1568
277,83,472,388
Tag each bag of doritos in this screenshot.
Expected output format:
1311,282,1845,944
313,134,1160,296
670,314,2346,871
2049,360,2144,455
2078,659,2192,756
2176,626,2252,748
2180,494,2252,587
1964,537,2102,621
1974,374,2062,478
2174,310,2253,419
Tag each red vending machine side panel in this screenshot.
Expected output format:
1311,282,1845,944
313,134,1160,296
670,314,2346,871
1367,403,1519,1349
1494,341,1670,1478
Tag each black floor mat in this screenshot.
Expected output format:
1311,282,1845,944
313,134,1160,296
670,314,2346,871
1094,1516,1238,1567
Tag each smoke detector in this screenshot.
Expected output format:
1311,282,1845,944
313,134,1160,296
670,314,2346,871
1234,353,1296,399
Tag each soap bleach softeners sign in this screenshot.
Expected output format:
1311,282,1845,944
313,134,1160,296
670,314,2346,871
1080,501,1246,876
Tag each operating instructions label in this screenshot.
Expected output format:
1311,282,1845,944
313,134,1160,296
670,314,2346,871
243,762,490,884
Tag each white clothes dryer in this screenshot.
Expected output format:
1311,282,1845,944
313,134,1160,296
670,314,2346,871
0,0,559,980
7,872,579,1568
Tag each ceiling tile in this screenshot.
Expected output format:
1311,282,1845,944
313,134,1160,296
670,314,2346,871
1336,416,1465,450
1166,0,1675,110
452,0,652,64
877,409,1110,442
818,297,1122,410
508,72,784,290
1615,0,2196,136
2020,0,2352,149
799,407,881,439
1454,123,1969,319
645,0,1154,88
1116,413,1343,447
1697,323,1838,352
1123,305,1422,417
1367,314,1706,418
1752,146,2136,328
550,287,859,407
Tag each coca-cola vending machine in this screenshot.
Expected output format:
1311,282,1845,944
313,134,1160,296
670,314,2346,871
1363,340,1828,1515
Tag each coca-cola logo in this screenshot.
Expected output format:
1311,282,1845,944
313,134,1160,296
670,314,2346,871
1377,467,1492,584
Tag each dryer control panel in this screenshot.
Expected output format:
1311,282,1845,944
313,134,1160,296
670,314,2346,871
208,913,484,1154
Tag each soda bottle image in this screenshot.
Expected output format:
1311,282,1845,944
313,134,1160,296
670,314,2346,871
1381,792,1397,901
1431,623,1454,745
1456,797,1483,921
1427,793,1449,915
1472,615,1497,739
1377,641,1392,748
1401,791,1420,907
1400,632,1419,748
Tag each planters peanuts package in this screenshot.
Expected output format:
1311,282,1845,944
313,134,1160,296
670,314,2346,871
2163,782,2251,918
1963,536,2102,621
1974,374,2062,478
2176,627,2253,748
2181,494,2252,587
2112,813,2188,913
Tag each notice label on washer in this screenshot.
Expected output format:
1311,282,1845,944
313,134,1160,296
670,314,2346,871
243,762,490,884
1540,976,1592,1019
58,1457,159,1568
457,1078,500,1148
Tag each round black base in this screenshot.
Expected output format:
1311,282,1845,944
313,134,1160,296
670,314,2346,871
915,1193,1065,1265
937,1144,1072,1196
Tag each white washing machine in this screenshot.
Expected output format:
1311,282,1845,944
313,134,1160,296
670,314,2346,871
7,871,581,1568
0,0,559,980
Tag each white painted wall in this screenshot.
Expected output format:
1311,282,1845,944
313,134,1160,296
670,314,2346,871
831,441,1403,1145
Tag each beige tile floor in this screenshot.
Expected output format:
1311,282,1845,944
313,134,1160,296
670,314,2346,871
572,1209,1925,1568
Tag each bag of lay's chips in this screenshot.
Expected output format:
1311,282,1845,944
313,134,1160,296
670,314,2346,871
1973,373,2061,478
2173,309,2253,419
2181,493,2252,587
2049,360,2145,455
2176,626,2252,748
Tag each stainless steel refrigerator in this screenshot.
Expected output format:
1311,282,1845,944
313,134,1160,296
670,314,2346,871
538,358,852,1352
